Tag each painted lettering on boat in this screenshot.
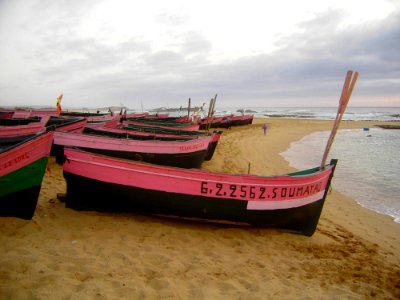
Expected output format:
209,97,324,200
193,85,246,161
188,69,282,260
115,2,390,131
179,142,205,151
200,181,323,200
0,152,30,170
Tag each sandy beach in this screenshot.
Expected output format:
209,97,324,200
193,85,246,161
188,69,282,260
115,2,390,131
1,118,399,299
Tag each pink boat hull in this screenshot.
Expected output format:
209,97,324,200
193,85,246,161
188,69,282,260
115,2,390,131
0,116,50,138
63,148,337,236
53,130,212,168
123,120,200,131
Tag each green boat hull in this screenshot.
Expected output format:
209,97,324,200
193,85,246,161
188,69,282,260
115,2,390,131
0,157,48,219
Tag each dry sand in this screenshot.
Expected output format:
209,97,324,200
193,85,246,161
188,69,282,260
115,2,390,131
1,118,399,299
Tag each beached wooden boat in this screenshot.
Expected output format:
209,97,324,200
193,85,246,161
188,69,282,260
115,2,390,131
123,119,199,131
60,111,119,128
0,115,86,156
124,123,206,136
197,114,253,129
219,114,254,128
123,112,149,119
127,117,193,126
53,130,213,168
83,126,222,161
138,115,190,123
0,116,50,138
84,126,194,141
85,114,120,128
62,148,337,236
152,116,190,123
60,111,109,118
46,116,87,133
0,131,53,219
375,124,400,130
150,113,169,118
0,109,60,118
29,109,60,117
197,116,225,129
123,112,170,119
0,111,15,119
6,110,32,118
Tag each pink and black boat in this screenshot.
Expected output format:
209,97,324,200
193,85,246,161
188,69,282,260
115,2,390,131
29,109,60,117
0,111,15,119
85,125,198,141
219,114,254,128
197,116,225,129
60,111,109,118
123,123,207,137
47,116,87,133
83,126,222,161
130,115,190,123
84,114,120,128
124,112,149,119
53,130,213,168
0,116,50,138
62,148,337,236
0,115,86,138
0,131,53,219
0,115,87,155
197,114,253,129
123,119,200,131
60,111,118,128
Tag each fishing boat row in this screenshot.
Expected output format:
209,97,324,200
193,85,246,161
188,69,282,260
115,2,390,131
1,107,255,131
0,109,225,220
0,109,224,168
60,70,359,236
1,70,358,236
0,109,335,235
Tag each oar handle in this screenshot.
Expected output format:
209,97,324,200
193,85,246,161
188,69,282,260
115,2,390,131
321,70,358,169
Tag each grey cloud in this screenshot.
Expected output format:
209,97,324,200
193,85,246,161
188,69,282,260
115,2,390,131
155,11,190,27
177,31,212,55
1,2,399,108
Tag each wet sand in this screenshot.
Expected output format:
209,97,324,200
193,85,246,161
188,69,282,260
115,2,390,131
0,118,399,299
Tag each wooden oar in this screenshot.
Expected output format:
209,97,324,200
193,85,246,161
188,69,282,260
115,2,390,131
207,94,218,131
205,97,213,131
320,70,358,169
187,98,191,120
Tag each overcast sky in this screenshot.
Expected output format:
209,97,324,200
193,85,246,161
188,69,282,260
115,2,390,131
0,0,399,110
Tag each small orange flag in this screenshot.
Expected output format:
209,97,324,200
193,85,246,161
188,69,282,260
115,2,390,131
56,94,63,114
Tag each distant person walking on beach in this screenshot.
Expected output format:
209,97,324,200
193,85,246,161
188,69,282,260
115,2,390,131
262,123,268,135
226,117,232,129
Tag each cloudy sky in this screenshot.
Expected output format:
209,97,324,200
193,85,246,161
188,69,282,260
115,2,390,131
0,0,399,110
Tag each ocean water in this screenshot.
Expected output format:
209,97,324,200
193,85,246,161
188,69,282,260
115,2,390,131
218,106,400,121
165,106,399,122
273,107,400,223
150,105,400,121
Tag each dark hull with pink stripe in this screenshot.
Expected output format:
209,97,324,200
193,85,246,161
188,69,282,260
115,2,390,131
63,169,335,236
